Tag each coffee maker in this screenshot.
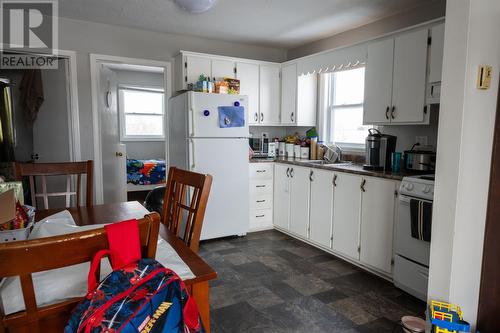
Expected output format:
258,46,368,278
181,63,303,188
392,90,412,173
363,128,397,171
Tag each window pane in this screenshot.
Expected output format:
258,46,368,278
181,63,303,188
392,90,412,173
125,114,163,137
122,90,163,114
331,106,369,144
333,67,365,105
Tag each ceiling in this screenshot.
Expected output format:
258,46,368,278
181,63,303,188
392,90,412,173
59,0,436,49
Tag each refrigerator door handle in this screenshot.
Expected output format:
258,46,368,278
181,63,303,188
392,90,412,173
189,139,195,169
189,93,195,137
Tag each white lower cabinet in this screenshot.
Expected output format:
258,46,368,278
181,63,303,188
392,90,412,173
332,172,362,261
309,169,334,248
249,163,274,231
272,162,398,279
273,164,290,231
360,177,396,274
289,166,310,238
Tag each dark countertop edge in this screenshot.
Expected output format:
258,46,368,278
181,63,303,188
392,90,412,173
250,158,406,181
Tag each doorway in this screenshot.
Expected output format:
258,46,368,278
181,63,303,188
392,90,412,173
0,51,80,207
90,55,171,204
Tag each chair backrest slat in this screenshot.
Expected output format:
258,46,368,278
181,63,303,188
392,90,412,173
14,161,93,209
0,213,160,331
161,167,212,253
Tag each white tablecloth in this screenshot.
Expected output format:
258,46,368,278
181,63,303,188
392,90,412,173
0,210,195,315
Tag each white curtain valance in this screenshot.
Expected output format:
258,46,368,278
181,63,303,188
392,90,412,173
297,43,367,76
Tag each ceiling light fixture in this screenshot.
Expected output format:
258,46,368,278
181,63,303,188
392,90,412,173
174,0,216,14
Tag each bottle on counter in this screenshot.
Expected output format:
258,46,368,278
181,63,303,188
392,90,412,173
310,137,318,160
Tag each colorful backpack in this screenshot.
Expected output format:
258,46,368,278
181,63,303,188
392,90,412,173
64,220,204,333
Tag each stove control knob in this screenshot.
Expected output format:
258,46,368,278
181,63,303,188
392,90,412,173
406,183,414,191
423,185,430,194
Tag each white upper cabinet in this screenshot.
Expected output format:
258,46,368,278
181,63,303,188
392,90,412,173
332,172,362,260
360,177,396,274
364,38,394,125
296,74,317,126
281,63,297,125
237,62,260,125
309,169,334,249
259,64,281,125
391,29,428,124
363,27,434,125
289,166,311,238
185,55,211,88
428,23,445,84
273,164,290,231
211,59,236,80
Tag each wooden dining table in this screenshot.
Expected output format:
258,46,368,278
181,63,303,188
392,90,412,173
35,201,217,332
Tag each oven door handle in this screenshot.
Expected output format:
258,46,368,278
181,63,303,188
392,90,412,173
399,195,433,204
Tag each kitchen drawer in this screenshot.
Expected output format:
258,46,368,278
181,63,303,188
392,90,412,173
250,180,273,194
250,194,273,210
249,163,274,180
250,209,273,224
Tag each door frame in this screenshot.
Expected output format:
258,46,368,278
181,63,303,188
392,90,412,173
89,54,172,204
0,47,81,162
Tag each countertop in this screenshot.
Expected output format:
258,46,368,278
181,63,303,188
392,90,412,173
250,157,422,181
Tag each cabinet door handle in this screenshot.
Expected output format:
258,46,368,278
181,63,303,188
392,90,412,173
254,112,258,122
286,167,290,177
255,214,265,218
385,106,390,120
309,170,314,181
256,170,266,173
290,168,294,178
333,174,337,187
290,112,294,122
256,200,266,203
260,113,264,122
391,106,396,119
255,185,266,188
360,179,366,192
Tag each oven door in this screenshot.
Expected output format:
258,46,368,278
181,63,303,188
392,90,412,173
396,194,431,266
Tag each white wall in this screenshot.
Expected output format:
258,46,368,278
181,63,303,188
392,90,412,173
428,0,500,328
55,16,287,162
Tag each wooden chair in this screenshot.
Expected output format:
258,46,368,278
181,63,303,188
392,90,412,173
0,213,160,333
13,161,93,209
162,167,212,253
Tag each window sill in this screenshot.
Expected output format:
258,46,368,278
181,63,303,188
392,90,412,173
120,137,165,142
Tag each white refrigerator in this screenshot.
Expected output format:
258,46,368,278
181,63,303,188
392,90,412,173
168,92,249,240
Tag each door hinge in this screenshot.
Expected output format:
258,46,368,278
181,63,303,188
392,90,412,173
185,76,187,82
427,36,432,45
423,105,428,115
394,190,398,197
184,61,187,69
330,236,333,241
357,246,361,253
391,258,395,266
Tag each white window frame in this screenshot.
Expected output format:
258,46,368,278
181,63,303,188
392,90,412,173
118,85,165,141
326,68,367,152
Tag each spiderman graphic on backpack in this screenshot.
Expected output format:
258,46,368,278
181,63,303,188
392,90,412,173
65,220,205,333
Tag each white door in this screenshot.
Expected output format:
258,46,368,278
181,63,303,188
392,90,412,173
188,92,249,138
360,177,396,274
189,138,249,239
428,24,445,83
186,56,211,85
363,38,394,125
391,29,428,123
259,64,281,125
332,172,362,260
296,74,317,126
236,62,260,125
281,63,297,125
99,65,127,204
309,169,334,248
211,59,235,80
289,166,310,238
273,164,290,230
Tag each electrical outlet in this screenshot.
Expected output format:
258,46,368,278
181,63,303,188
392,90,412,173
415,136,428,146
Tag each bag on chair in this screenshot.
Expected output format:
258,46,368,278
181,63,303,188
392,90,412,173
64,219,204,333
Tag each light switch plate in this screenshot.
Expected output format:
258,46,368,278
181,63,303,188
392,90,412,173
477,65,492,89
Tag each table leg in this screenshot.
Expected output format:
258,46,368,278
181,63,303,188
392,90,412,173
190,281,210,333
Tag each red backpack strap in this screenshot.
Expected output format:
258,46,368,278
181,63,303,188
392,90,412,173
87,249,112,293
104,219,141,270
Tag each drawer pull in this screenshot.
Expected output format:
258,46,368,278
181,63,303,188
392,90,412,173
256,170,266,173
256,200,266,203
255,214,265,218
255,185,266,188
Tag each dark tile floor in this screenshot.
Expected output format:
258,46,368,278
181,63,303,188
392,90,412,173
198,229,426,333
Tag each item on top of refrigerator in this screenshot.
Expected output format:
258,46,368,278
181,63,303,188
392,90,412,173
215,80,229,94
223,78,240,94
